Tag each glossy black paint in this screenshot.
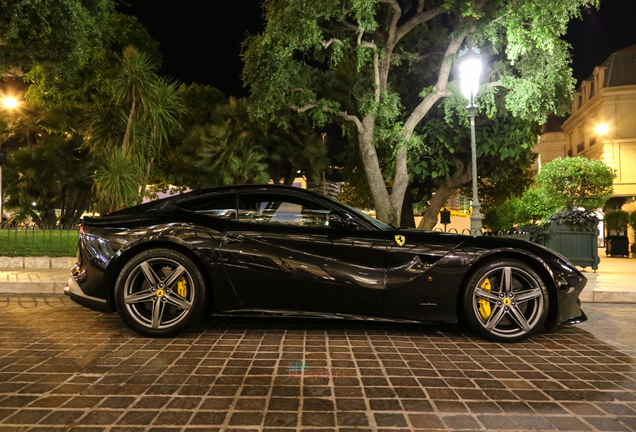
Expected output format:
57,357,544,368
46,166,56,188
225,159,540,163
69,185,587,328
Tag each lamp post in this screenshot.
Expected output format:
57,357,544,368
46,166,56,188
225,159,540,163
1,97,19,226
460,47,483,236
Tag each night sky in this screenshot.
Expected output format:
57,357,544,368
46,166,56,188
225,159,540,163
119,0,636,96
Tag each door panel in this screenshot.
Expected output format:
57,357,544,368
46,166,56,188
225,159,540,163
219,192,388,317
221,226,337,312
328,230,388,317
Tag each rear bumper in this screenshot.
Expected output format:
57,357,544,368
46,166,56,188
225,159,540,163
66,276,112,313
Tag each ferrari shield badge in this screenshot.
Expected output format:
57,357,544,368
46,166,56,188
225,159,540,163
394,235,406,246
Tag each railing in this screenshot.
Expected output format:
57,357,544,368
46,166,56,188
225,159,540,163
0,227,79,257
433,227,541,243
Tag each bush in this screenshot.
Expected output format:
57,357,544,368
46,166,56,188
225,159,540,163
604,210,629,236
483,197,520,232
628,210,636,233
546,210,598,231
536,157,616,211
516,186,560,224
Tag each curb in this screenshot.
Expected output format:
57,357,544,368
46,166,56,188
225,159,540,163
0,282,67,295
0,257,76,270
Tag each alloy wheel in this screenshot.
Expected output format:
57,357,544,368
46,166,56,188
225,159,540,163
123,257,195,330
471,265,545,339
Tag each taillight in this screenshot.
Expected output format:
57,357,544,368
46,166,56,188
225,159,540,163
80,219,84,235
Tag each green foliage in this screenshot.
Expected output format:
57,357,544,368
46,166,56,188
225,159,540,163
93,148,142,213
482,197,520,232
546,210,598,231
2,129,95,227
604,210,629,236
0,0,117,78
516,186,561,224
243,0,599,224
535,157,616,211
24,13,160,106
629,211,636,233
174,97,328,189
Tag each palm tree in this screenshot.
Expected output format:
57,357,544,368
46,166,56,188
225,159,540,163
94,147,141,213
112,46,159,151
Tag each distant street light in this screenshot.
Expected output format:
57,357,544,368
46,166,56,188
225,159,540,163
460,47,483,236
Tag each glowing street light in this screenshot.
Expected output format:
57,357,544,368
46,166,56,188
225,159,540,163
595,124,609,135
3,97,17,109
459,47,483,236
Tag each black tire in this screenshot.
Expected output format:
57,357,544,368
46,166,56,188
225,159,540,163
114,248,207,337
461,258,549,343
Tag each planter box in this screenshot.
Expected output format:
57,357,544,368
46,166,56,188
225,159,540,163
542,223,600,270
606,235,630,257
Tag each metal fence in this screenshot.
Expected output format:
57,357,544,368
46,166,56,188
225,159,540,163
432,227,541,243
0,227,79,257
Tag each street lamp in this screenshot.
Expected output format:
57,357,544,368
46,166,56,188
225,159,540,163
460,47,483,236
3,97,17,109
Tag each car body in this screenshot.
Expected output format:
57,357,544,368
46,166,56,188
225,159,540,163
66,184,587,341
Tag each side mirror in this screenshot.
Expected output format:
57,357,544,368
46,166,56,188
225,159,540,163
328,212,358,229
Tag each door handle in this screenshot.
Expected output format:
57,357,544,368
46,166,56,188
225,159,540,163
223,234,244,245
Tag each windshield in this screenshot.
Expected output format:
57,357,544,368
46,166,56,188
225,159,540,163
323,196,392,230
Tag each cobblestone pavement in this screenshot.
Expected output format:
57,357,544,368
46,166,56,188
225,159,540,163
0,297,634,432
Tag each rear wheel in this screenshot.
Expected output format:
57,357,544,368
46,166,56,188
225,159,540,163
114,248,207,337
462,259,548,343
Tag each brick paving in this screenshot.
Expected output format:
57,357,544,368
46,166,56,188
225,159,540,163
0,297,633,431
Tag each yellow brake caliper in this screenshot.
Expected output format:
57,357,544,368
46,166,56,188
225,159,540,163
177,276,188,302
478,278,492,320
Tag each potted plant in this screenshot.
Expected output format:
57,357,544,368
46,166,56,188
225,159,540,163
534,157,616,270
542,210,600,269
629,211,636,257
604,210,630,257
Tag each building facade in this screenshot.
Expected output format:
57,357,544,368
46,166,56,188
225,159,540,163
533,44,636,244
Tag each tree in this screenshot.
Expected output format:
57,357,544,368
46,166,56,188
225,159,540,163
482,197,519,232
3,132,95,226
1,0,116,79
82,47,186,210
535,157,616,211
515,186,561,224
24,13,161,106
243,0,598,225
176,97,328,189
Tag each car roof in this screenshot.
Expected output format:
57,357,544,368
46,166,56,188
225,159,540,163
107,184,333,217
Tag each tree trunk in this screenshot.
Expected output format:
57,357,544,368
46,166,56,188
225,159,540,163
400,191,416,228
122,85,136,151
417,158,472,230
283,167,296,186
357,115,392,223
138,157,154,205
417,183,455,230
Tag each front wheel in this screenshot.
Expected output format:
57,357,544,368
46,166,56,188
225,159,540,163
114,248,207,337
462,259,549,343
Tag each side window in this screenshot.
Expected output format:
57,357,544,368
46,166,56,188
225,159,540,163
238,193,332,228
179,193,236,220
